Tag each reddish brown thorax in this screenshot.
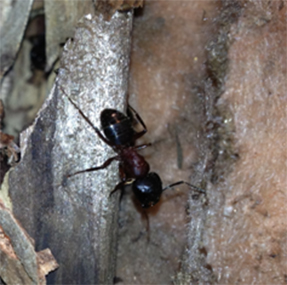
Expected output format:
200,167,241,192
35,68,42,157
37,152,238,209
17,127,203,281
119,147,150,179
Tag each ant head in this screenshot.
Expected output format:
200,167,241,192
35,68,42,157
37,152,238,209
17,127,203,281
132,172,163,208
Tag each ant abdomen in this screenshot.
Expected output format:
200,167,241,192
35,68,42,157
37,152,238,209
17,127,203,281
100,109,134,146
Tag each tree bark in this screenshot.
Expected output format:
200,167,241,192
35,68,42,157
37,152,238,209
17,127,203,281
8,11,133,284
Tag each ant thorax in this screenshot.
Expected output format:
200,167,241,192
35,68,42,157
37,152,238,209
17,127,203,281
119,147,150,179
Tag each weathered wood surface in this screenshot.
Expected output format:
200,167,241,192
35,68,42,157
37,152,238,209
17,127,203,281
0,0,34,77
8,11,133,284
0,201,58,284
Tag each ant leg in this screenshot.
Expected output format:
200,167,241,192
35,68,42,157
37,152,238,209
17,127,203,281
135,143,152,151
133,130,147,141
67,155,118,178
162,181,206,194
59,86,113,147
93,126,113,147
109,181,126,197
128,105,147,131
115,165,127,203
132,208,150,242
127,105,147,140
142,209,150,242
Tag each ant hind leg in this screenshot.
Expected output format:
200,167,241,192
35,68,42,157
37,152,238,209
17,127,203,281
67,155,119,178
127,104,148,141
59,85,113,147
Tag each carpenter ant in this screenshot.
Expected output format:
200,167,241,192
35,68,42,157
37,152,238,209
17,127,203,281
60,87,205,209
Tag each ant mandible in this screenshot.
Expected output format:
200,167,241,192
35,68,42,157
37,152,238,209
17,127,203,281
60,86,205,209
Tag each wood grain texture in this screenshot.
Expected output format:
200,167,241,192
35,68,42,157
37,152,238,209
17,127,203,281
8,11,133,284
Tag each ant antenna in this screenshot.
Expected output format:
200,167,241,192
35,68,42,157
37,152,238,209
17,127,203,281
162,181,206,194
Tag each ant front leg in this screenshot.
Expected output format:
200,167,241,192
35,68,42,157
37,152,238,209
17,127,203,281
142,209,150,242
132,208,150,243
109,181,126,197
109,165,130,200
109,179,136,206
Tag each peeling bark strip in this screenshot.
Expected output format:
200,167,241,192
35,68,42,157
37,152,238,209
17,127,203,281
0,0,34,78
9,12,133,284
0,201,58,285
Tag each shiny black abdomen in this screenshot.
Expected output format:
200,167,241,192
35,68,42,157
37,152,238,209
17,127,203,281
101,109,134,146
